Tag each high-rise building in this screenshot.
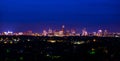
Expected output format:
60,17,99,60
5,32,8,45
66,30,70,36
42,30,47,36
82,28,88,36
93,32,97,36
97,29,102,37
18,32,23,35
71,29,76,36
62,25,65,31
59,31,64,37
54,31,59,36
103,30,108,37
48,28,53,36
48,28,52,34
3,31,13,35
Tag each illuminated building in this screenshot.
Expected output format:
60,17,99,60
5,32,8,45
54,32,59,36
76,33,80,36
34,33,40,36
48,28,53,36
3,32,8,35
3,31,13,35
62,25,65,32
97,29,102,37
82,28,88,36
93,32,97,36
66,30,70,36
48,28,52,34
71,29,76,36
42,30,47,36
61,25,65,35
59,31,64,36
18,32,23,35
103,30,108,37
53,30,59,36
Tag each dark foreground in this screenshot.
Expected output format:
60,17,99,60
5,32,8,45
0,36,120,61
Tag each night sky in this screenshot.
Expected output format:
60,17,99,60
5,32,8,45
0,0,120,33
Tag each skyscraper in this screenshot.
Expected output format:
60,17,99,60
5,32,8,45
97,29,102,37
48,28,53,34
48,28,53,36
103,30,108,37
42,30,47,36
61,25,65,36
82,28,88,36
71,29,76,36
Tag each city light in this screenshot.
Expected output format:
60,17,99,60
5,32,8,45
0,25,119,37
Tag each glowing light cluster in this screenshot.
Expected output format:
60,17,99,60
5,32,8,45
4,31,13,35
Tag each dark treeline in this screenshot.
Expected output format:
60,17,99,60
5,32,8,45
0,36,120,61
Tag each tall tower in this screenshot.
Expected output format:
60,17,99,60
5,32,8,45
97,29,102,37
62,25,65,32
61,25,65,35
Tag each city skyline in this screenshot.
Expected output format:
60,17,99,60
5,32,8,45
0,25,120,38
0,24,119,33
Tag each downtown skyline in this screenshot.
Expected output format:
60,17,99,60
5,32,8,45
0,24,119,33
0,25,120,38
